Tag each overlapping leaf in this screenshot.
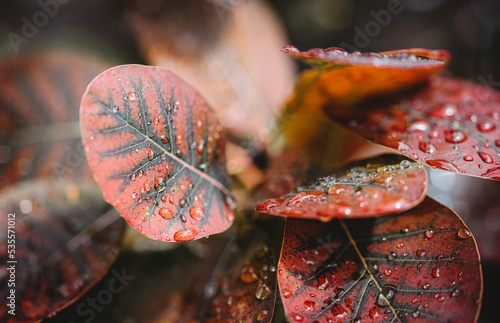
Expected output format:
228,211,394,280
278,197,482,322
256,154,427,221
203,229,277,322
80,65,235,242
277,47,448,162
0,50,112,189
127,0,295,143
0,180,124,322
326,76,500,180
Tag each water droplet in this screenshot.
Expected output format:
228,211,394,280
303,300,315,311
429,103,457,118
423,283,430,289
161,195,167,202
463,155,474,162
400,226,409,234
451,288,460,297
176,134,183,145
130,173,136,181
369,307,380,319
154,176,166,191
495,139,500,147
377,285,397,307
409,120,430,132
419,141,436,154
432,267,441,278
113,106,119,113
445,130,467,144
131,192,138,199
282,289,293,298
240,265,259,283
127,92,136,101
457,228,471,239
477,120,496,132
189,206,205,220
179,198,188,208
387,251,397,260
255,283,271,300
352,171,366,178
412,310,420,318
399,159,411,169
256,310,269,322
397,242,404,249
159,207,174,220
478,151,493,164
256,198,282,212
416,249,425,257
425,229,434,239
292,313,303,322
173,228,198,241
160,134,168,144
384,269,392,276
138,170,144,178
143,183,151,192
148,149,155,161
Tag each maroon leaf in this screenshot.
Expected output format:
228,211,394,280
203,229,277,322
80,65,235,242
0,180,124,322
278,197,482,323
256,154,427,221
326,76,500,180
0,50,112,189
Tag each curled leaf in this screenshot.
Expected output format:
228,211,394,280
0,180,124,322
327,76,500,180
277,47,448,163
278,197,482,323
80,65,234,242
256,154,427,221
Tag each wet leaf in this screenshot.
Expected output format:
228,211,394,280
0,180,125,322
256,154,427,221
80,65,235,242
327,76,500,181
277,47,448,163
203,228,277,322
0,50,112,189
127,0,295,143
278,197,482,323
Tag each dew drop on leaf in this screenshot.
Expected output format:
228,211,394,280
159,207,174,220
445,130,467,144
179,198,187,208
112,106,119,113
457,228,472,239
189,206,205,220
432,267,441,278
418,141,436,154
127,91,136,101
477,120,495,132
399,159,411,169
255,283,271,300
477,151,493,164
256,310,269,322
425,229,434,239
377,285,397,307
240,265,259,283
416,249,426,257
463,155,474,162
173,227,198,241
282,288,293,298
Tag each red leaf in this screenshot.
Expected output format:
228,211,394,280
0,50,112,188
278,197,482,323
256,154,427,220
0,180,124,322
204,229,277,322
80,65,235,242
327,76,500,180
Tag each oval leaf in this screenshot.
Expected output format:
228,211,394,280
80,65,234,242
0,180,124,322
278,197,482,323
256,154,427,220
0,50,112,189
327,76,500,180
